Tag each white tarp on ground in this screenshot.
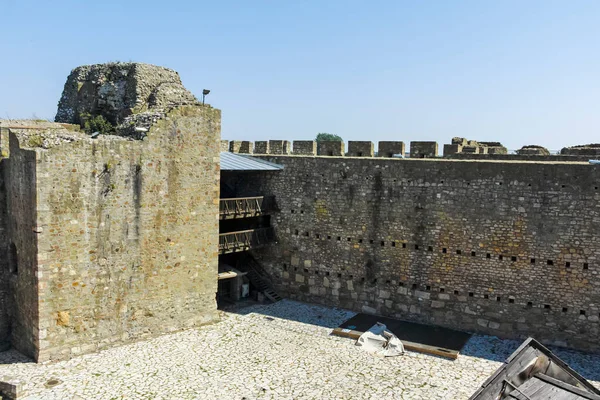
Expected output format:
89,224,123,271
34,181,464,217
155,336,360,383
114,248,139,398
355,322,405,357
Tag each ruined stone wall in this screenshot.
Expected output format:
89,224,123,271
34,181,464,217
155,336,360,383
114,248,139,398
240,156,600,351
55,63,199,126
30,106,220,361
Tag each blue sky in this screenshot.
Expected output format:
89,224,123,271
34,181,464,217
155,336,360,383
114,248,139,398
1,0,599,151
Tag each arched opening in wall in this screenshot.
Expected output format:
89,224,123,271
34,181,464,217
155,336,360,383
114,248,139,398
8,243,18,276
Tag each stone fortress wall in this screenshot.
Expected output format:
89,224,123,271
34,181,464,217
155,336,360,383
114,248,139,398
1,60,599,363
222,139,600,162
0,63,221,362
220,143,600,352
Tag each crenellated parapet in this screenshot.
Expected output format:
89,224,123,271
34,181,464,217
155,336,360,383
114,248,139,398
347,141,374,157
254,141,269,154
268,140,291,155
292,140,317,155
222,140,435,158
317,141,345,156
410,141,438,158
230,140,253,154
378,141,405,157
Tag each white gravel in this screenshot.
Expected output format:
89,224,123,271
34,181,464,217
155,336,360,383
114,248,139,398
0,300,598,400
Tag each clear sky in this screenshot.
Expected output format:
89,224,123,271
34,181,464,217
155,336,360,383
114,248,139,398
1,0,599,151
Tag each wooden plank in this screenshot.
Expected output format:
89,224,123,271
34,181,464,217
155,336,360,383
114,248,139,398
332,326,460,359
331,313,472,360
331,313,471,360
217,267,248,280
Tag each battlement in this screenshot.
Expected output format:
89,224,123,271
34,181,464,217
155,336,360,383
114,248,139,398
224,139,417,157
223,138,600,163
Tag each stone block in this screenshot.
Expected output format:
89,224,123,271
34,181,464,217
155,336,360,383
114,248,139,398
464,306,477,315
362,305,377,314
317,141,344,156
348,141,374,157
477,318,489,327
410,141,438,158
431,300,445,308
268,140,291,155
378,141,405,157
461,146,480,154
254,141,269,154
414,290,430,300
220,140,230,152
0,377,25,399
229,141,253,154
292,141,317,155
443,144,462,156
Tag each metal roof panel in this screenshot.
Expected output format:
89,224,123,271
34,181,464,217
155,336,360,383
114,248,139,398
220,152,284,171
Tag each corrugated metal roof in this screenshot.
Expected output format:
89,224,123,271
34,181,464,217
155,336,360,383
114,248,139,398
220,152,284,171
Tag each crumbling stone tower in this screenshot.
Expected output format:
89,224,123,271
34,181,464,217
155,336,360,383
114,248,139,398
0,63,220,362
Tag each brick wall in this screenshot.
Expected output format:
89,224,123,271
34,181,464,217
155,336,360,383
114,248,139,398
238,156,600,351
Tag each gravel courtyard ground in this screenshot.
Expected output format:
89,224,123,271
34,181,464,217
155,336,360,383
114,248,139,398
0,300,598,400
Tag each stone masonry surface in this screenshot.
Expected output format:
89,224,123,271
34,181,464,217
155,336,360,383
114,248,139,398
292,141,317,156
233,155,600,352
410,141,438,158
347,141,375,157
0,300,597,399
55,63,199,126
378,141,405,157
0,105,221,362
317,141,344,156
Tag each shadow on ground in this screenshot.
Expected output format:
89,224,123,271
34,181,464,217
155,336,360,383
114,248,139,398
222,298,355,330
0,348,34,365
224,299,600,385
